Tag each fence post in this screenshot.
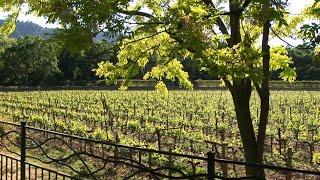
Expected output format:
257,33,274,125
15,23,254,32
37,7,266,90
286,148,293,180
207,151,215,180
156,128,161,151
20,121,26,180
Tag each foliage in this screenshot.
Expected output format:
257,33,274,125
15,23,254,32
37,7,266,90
4,0,318,87
0,13,18,37
0,0,23,37
58,42,116,82
0,35,15,53
282,48,320,80
300,22,320,48
96,0,297,91
1,0,298,90
0,36,61,85
314,152,320,165
299,0,320,58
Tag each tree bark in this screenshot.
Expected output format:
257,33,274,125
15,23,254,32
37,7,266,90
229,0,241,47
227,1,262,177
230,79,259,177
256,19,271,180
223,1,270,178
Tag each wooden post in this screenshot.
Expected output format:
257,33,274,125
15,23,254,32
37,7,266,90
133,104,136,117
270,135,274,158
295,130,299,152
166,115,169,131
278,128,282,155
310,130,315,165
221,143,228,178
138,150,142,164
156,129,161,151
190,140,194,153
168,147,173,177
148,152,152,167
114,135,120,167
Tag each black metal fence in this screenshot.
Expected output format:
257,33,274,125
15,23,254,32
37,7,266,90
0,153,76,180
0,121,319,179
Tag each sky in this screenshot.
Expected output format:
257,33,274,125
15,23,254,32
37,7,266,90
0,0,316,45
0,3,59,28
269,0,315,46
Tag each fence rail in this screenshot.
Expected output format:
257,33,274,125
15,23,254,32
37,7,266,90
0,120,319,179
0,153,78,180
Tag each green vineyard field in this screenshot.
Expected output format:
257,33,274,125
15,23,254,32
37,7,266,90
0,90,319,178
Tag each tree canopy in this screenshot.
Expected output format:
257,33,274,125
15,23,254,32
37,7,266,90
5,0,296,91
0,36,61,85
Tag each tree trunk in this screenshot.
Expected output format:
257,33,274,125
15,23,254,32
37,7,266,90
227,0,263,177
256,19,271,179
225,1,271,179
230,79,259,177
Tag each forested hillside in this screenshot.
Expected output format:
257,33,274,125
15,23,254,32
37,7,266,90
0,20,114,41
0,20,53,38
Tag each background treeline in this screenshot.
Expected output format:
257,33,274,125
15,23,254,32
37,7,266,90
0,36,117,86
0,20,53,39
0,21,319,86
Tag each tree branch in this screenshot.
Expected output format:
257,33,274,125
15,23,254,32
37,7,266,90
165,30,197,53
221,76,234,92
119,10,155,19
125,21,169,25
134,44,161,63
121,29,172,50
270,28,313,50
202,0,229,35
219,0,251,15
253,82,262,97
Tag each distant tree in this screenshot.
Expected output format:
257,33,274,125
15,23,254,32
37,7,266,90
0,36,61,85
0,35,15,52
58,42,117,82
180,57,212,80
300,0,319,59
271,48,314,80
289,48,320,80
0,36,15,74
